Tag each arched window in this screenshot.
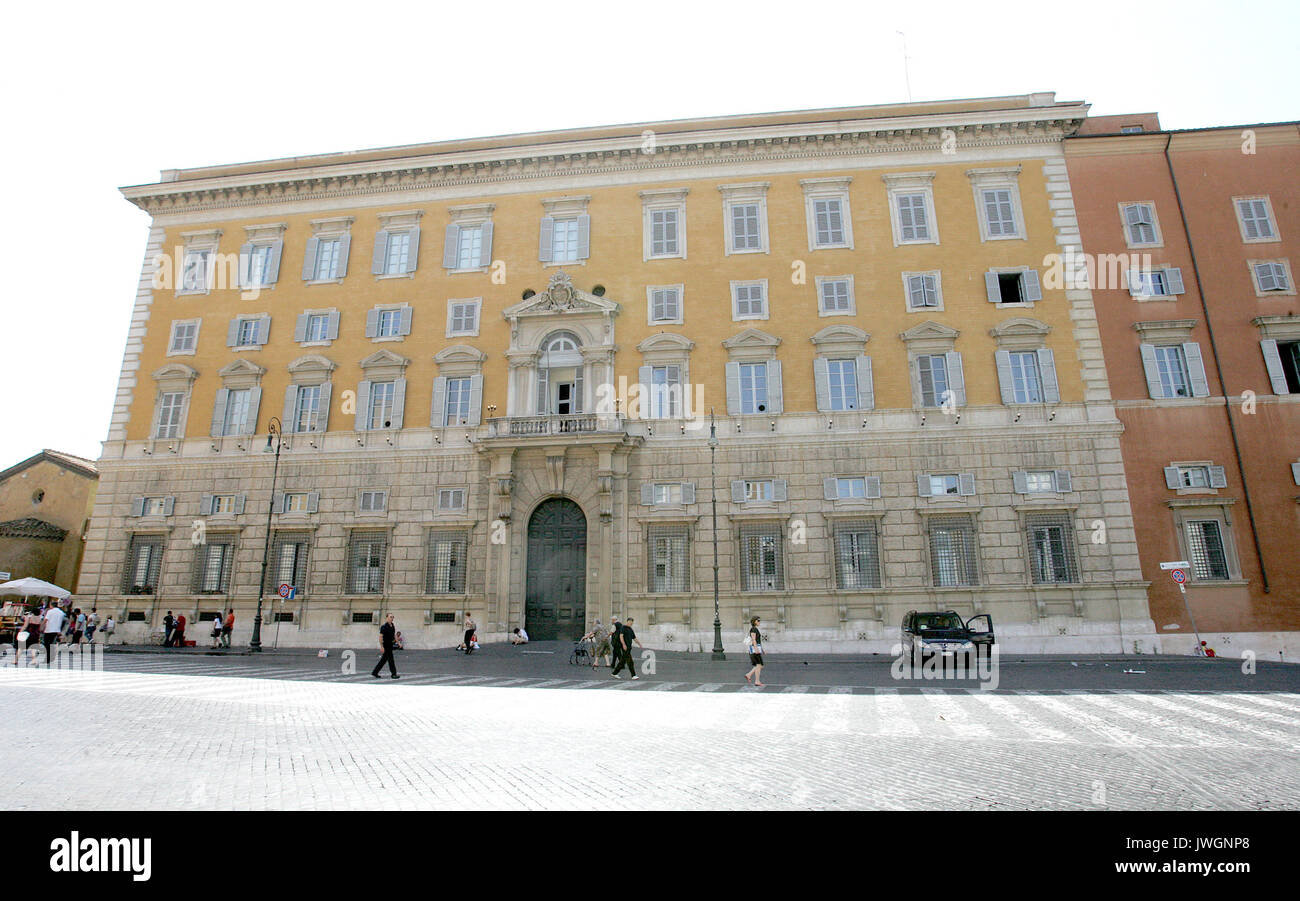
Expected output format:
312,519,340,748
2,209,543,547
538,332,584,414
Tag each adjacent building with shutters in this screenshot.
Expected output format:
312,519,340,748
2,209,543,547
1065,115,1300,657
78,93,1157,652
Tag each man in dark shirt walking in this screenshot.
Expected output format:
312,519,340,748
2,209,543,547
372,614,400,679
611,616,642,680
163,611,175,648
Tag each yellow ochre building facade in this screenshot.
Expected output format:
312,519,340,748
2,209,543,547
79,92,1154,652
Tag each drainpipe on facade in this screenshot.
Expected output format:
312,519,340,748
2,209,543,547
1162,133,1270,593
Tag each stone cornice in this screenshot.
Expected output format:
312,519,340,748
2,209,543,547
122,106,1088,215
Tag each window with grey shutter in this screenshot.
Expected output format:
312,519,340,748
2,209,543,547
1163,466,1182,489
301,237,320,281
426,530,468,594
647,524,690,593
1260,339,1292,395
1183,343,1210,397
1025,513,1079,584
1291,462,1300,486
538,217,554,262
945,352,965,406
1207,465,1228,489
766,360,783,414
834,519,881,589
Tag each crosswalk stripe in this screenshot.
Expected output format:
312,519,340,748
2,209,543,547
648,682,685,691
1137,692,1300,748
694,683,726,692
780,685,809,694
919,687,995,739
1073,692,1218,748
871,688,923,737
971,690,1076,744
1015,691,1153,747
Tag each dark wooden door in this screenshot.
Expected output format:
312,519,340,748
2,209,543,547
525,498,587,641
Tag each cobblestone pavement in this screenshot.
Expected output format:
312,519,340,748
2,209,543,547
1,663,1296,810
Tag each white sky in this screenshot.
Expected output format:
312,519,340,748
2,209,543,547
1,0,1296,468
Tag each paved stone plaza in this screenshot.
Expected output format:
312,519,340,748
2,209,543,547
1,647,1297,810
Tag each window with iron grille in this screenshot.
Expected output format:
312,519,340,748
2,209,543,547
1186,520,1230,580
122,535,164,594
647,524,690,594
191,537,236,594
432,611,456,623
927,515,979,587
274,611,294,623
264,532,311,597
352,611,375,624
126,611,147,622
739,525,783,592
425,530,468,594
1024,514,1079,584
834,519,881,589
348,533,389,594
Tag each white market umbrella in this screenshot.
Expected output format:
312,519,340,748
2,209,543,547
0,577,72,599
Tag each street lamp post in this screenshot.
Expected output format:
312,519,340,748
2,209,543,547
250,417,284,652
709,409,725,661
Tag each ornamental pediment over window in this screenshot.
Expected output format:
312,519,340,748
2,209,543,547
503,271,620,319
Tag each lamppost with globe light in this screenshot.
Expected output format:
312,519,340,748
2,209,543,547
709,409,725,661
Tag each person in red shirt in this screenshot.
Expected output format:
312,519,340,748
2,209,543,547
175,614,187,648
222,609,235,648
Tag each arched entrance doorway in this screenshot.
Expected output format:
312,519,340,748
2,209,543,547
525,498,587,640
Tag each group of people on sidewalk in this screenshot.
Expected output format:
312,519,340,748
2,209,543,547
582,616,644,679
160,609,234,649
368,613,767,686
12,601,113,666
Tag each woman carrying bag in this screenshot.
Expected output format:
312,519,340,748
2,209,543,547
744,616,766,687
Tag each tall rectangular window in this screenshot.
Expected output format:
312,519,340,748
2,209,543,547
650,208,679,256
304,313,330,343
1025,514,1079,584
928,516,979,587
426,531,468,594
315,238,342,280
812,197,845,246
246,244,273,286
983,189,1018,237
738,362,768,414
193,540,234,594
917,355,950,407
348,533,388,594
266,533,310,596
122,536,163,594
181,250,212,291
236,318,260,347
826,358,858,411
551,219,580,262
1154,345,1191,398
294,385,322,433
457,226,483,269
834,520,881,589
384,231,412,274
649,365,682,419
739,525,783,591
1186,520,1229,580
156,392,185,439
731,203,761,251
444,377,471,426
222,388,252,436
896,193,930,241
368,381,395,430
1008,352,1043,404
647,524,689,593
376,309,401,338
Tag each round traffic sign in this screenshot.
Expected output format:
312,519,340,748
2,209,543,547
1171,569,1186,584
278,583,292,599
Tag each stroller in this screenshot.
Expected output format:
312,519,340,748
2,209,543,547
569,636,596,666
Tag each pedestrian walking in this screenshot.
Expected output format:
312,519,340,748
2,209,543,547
211,614,223,648
41,604,66,666
163,611,175,647
102,616,115,644
174,613,187,648
72,609,86,645
583,619,611,668
744,616,766,687
221,609,234,648
462,613,477,655
611,616,642,680
371,614,399,679
86,608,98,644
